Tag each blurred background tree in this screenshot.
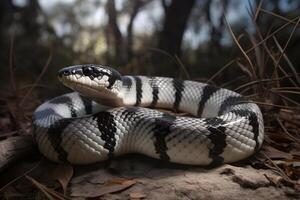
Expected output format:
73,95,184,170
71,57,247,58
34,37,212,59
0,0,299,96
1,1,300,194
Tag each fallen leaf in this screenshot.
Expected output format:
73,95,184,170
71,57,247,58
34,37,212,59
264,146,293,160
267,132,294,143
52,163,73,195
280,160,300,179
272,160,300,166
263,174,283,186
129,191,146,199
71,178,137,198
25,175,66,200
107,178,136,185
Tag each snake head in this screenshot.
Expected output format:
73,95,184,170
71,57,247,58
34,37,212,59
58,64,123,106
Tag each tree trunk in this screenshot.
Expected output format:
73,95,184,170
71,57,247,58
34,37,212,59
105,0,126,65
204,0,228,52
154,0,195,76
126,0,144,60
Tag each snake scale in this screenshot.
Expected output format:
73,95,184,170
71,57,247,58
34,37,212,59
33,64,264,166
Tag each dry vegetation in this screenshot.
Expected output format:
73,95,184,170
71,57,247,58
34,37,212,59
0,2,300,199
226,3,300,190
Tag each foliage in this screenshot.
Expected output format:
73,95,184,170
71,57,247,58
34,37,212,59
0,0,300,198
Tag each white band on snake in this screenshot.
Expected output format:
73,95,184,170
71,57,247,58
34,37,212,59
33,64,264,166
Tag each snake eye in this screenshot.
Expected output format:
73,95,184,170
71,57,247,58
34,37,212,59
82,66,93,76
63,71,70,76
58,69,70,77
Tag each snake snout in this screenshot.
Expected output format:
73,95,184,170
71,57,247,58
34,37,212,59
58,64,121,80
57,64,123,104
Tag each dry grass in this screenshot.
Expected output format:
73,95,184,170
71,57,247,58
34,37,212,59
206,0,300,190
0,0,300,198
0,34,52,140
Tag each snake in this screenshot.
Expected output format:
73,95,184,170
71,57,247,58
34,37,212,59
32,64,264,166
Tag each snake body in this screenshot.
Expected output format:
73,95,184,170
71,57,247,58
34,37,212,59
33,64,264,166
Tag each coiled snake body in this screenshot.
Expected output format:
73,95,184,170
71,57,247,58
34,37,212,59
33,65,264,166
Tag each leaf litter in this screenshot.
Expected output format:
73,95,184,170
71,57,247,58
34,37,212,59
1,1,300,199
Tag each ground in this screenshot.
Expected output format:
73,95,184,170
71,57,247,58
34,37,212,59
0,135,299,200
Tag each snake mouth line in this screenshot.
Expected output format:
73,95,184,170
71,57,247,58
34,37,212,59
60,75,106,93
59,75,123,106
74,82,123,106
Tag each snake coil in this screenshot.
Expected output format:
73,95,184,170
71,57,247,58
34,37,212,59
33,64,264,166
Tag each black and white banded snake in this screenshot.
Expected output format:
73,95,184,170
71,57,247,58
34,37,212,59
33,64,264,166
